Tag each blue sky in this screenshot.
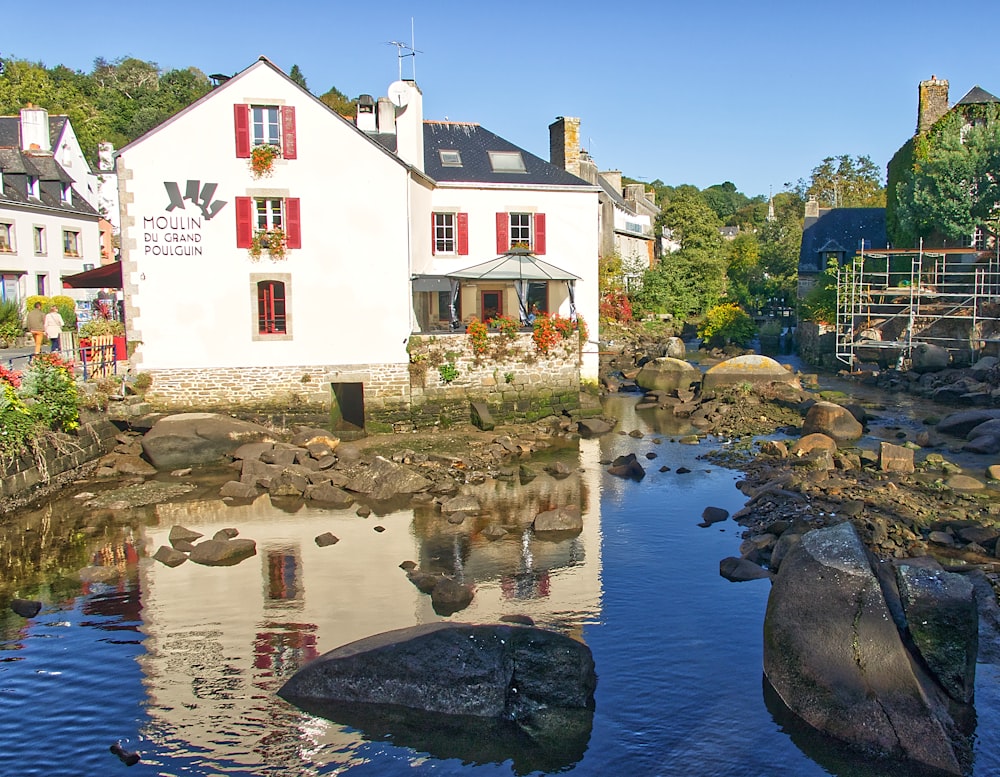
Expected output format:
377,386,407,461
11,0,1000,198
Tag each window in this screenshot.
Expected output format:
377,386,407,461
432,212,468,255
27,176,39,198
36,274,46,296
526,281,548,314
257,280,287,334
33,226,45,255
234,104,297,160
488,151,526,173
496,212,546,254
438,290,461,321
63,230,80,256
235,197,301,249
439,150,462,167
61,183,72,204
0,223,12,252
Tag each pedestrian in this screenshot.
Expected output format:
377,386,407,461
44,304,64,353
26,302,45,355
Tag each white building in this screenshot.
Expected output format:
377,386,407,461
0,106,102,303
117,57,600,421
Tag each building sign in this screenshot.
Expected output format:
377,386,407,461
143,180,227,256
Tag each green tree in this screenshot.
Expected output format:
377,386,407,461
796,154,885,208
320,85,356,115
724,231,764,310
755,191,803,312
289,64,308,91
657,190,723,252
701,181,751,223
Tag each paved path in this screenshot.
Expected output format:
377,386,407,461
0,347,36,371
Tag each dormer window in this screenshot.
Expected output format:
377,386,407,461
27,176,39,198
61,183,72,204
488,151,526,173
439,150,462,167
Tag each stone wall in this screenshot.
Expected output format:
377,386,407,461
0,420,119,500
796,321,839,369
138,332,583,430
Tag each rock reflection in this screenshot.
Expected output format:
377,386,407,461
290,699,593,775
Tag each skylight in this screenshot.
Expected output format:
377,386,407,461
439,150,462,167
488,151,526,173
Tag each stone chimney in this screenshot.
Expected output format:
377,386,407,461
20,104,51,152
624,183,645,205
917,75,949,135
577,149,598,185
600,170,622,195
805,197,820,219
549,116,581,177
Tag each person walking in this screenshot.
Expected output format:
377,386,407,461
26,302,45,356
44,304,64,353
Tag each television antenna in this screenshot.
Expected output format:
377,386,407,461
386,18,422,81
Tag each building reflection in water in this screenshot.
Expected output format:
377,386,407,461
135,437,604,771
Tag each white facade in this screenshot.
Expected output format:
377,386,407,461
117,60,413,375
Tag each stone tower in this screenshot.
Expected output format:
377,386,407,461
549,116,581,177
917,76,949,135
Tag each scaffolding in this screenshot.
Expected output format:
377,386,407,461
836,240,1000,368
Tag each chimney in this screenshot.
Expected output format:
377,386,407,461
20,104,51,152
356,94,377,132
377,97,396,134
917,75,949,135
549,116,581,176
805,197,820,219
600,170,622,195
392,80,424,171
624,183,645,204
577,149,598,185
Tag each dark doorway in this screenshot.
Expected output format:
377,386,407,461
331,382,365,438
481,290,502,320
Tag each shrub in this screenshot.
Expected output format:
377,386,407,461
599,290,633,323
466,318,489,355
0,299,22,346
698,303,757,347
20,353,79,432
489,314,519,339
133,372,153,393
79,318,125,337
438,362,459,383
0,381,37,464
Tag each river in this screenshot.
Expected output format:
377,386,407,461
0,392,997,776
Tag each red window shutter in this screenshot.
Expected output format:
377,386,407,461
534,213,546,255
496,212,508,254
285,197,301,249
431,213,437,255
457,213,469,255
281,106,297,159
235,197,253,247
234,104,251,158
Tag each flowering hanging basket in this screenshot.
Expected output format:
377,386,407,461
250,144,280,179
248,228,288,261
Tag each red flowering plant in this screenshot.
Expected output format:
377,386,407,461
600,290,633,323
0,364,22,389
250,144,280,179
466,317,489,355
489,314,520,340
532,313,588,355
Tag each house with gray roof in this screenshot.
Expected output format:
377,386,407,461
798,199,887,298
0,106,102,304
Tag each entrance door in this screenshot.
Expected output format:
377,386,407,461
481,290,502,320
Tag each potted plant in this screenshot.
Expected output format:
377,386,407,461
248,228,288,261
250,144,280,179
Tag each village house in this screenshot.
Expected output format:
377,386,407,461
116,57,599,428
0,106,103,305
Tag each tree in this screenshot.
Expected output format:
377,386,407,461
756,191,804,312
320,85,355,115
657,190,723,252
289,64,308,91
796,154,885,208
702,181,751,223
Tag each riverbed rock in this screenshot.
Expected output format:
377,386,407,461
635,357,701,393
141,413,275,470
278,622,596,723
911,342,951,374
879,442,914,474
719,557,772,582
342,456,432,500
800,401,863,442
430,578,475,615
11,598,42,618
702,355,798,391
576,418,615,438
169,525,203,545
607,453,645,480
789,433,837,456
304,483,355,507
219,480,260,499
152,545,188,567
764,521,972,775
936,409,1000,437
700,506,729,526
189,537,257,566
533,506,583,533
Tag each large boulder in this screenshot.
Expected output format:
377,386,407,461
342,456,432,500
764,522,972,775
800,401,863,443
278,622,596,722
701,355,799,391
910,342,951,373
635,357,701,393
141,413,274,470
936,409,1000,438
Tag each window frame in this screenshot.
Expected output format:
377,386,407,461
254,198,284,231
0,223,13,253
251,105,282,151
509,212,533,248
434,212,456,254
33,226,45,255
27,176,40,199
63,229,80,257
251,273,292,341
439,150,462,167
488,151,526,173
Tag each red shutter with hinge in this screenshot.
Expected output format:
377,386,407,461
285,197,301,249
534,213,546,255
281,106,297,159
431,213,437,255
457,213,469,255
236,197,253,247
496,212,508,254
234,105,251,158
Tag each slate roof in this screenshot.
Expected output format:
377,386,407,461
423,122,592,187
799,208,887,275
956,86,1000,105
597,175,630,211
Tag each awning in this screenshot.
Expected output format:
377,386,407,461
62,262,123,289
411,275,452,292
446,252,580,281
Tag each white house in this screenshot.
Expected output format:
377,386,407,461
117,57,600,423
0,106,102,304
